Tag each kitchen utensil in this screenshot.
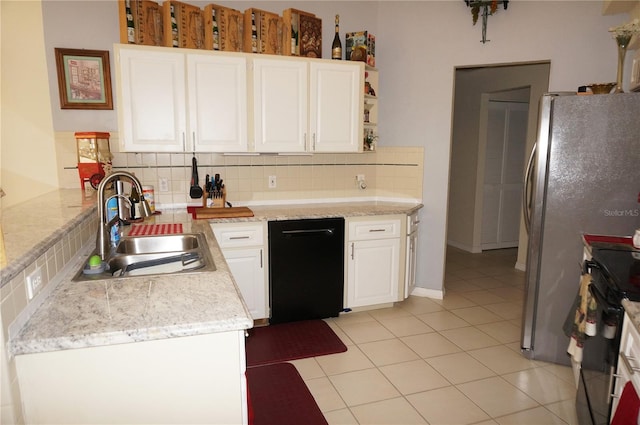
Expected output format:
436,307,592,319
190,156,203,199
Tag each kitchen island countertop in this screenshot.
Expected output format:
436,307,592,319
6,189,422,357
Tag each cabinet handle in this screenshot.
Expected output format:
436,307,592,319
313,133,316,151
182,133,186,151
229,236,251,240
621,352,640,374
369,229,385,233
260,249,263,268
351,242,354,260
192,132,196,152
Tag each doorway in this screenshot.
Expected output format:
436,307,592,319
446,62,550,269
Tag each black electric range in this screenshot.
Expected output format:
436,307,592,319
576,244,640,425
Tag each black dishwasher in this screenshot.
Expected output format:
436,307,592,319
268,218,344,324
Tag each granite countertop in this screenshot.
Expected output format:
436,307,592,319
9,216,254,357
623,299,640,331
5,189,423,357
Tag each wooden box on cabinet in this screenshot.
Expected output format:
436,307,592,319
118,0,164,46
163,0,205,49
345,30,375,67
282,8,321,58
203,3,244,52
243,8,285,55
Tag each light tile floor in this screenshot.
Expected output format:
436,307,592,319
291,246,579,425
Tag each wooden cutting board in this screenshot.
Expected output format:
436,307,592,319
194,206,254,219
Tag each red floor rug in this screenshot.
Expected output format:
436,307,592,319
246,363,328,425
245,319,347,367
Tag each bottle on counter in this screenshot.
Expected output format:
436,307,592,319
331,15,342,60
106,197,120,246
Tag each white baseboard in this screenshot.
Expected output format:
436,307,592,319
411,286,444,300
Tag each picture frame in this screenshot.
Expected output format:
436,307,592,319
54,48,113,110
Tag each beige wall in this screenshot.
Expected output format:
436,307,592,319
1,0,59,208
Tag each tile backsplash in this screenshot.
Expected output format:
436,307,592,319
56,132,424,207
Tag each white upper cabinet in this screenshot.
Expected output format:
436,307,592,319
187,54,248,152
310,61,363,152
252,58,308,153
117,46,187,152
252,56,364,153
116,44,363,154
116,44,248,153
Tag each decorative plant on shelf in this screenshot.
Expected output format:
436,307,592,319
364,132,378,151
609,18,640,93
464,0,509,44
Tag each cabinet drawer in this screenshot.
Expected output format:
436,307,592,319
348,219,401,241
211,222,265,248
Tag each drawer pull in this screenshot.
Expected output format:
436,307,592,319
621,352,640,374
368,229,386,232
229,236,251,240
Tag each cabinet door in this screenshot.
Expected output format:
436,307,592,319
405,232,418,299
117,46,187,152
187,54,248,152
253,58,307,153
222,248,267,320
347,238,400,308
309,61,363,152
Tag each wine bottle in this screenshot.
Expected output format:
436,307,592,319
125,0,135,43
331,15,342,60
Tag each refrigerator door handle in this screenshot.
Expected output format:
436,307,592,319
523,142,537,234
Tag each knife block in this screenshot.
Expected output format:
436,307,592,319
203,186,226,208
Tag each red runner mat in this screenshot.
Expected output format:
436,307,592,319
245,320,347,367
128,223,183,236
246,363,328,425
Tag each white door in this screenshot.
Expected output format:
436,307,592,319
253,58,307,153
481,101,528,250
117,46,187,152
187,54,248,152
347,238,400,308
309,62,363,152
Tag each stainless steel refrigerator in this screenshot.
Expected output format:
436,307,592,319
521,92,640,365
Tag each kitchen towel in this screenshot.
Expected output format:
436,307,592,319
128,223,183,236
612,381,640,425
565,272,598,363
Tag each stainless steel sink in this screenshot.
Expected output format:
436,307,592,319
73,233,215,281
116,234,200,255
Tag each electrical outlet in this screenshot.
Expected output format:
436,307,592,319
356,174,365,182
268,175,277,189
26,267,43,300
159,177,169,192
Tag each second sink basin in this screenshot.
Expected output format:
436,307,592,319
116,233,200,255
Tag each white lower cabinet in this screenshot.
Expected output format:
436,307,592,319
16,331,248,424
612,310,640,420
346,216,404,308
212,222,268,320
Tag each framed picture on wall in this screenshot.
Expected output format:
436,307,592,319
54,48,113,110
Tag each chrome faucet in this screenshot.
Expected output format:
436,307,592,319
96,171,152,260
